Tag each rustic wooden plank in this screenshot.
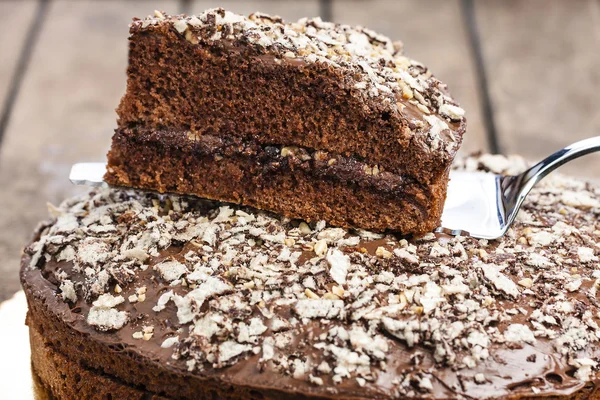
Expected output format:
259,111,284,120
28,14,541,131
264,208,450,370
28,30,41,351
0,1,37,115
0,0,177,301
333,0,488,155
476,0,600,176
191,0,320,20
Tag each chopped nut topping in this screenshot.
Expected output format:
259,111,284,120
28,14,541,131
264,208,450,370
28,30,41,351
25,154,600,395
313,239,328,256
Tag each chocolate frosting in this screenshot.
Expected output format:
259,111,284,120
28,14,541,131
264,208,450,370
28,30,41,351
23,255,596,399
21,155,600,399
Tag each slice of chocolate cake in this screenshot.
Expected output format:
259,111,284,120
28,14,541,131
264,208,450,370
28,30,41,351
21,155,600,399
105,9,466,235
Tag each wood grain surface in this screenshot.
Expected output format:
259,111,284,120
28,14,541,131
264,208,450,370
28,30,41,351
0,2,37,116
0,0,598,301
333,0,488,154
0,0,176,301
476,0,600,174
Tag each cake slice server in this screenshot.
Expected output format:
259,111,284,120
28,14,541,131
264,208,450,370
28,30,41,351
437,136,600,239
69,137,600,240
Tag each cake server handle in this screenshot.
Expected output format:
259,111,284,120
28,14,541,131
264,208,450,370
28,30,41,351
499,136,600,231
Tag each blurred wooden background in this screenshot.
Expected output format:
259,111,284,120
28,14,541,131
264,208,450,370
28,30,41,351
0,0,599,301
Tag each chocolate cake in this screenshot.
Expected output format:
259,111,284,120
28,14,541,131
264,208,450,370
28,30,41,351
22,155,600,399
105,9,466,235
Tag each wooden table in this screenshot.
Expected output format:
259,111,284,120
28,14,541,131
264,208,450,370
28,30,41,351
0,0,599,302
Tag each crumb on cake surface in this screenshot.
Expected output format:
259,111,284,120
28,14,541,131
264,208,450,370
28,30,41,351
22,155,600,399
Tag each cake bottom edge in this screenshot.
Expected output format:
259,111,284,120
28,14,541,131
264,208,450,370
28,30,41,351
29,321,169,400
27,312,600,400
22,268,349,400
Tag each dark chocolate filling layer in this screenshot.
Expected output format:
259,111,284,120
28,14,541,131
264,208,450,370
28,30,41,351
113,128,431,198
105,127,446,234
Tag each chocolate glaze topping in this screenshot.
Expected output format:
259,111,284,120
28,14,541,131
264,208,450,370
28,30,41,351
22,155,600,398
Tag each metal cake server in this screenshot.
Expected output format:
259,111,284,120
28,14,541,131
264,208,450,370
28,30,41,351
70,137,600,240
438,136,600,239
